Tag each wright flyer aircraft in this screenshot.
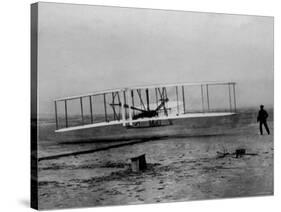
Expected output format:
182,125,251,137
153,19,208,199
54,81,237,133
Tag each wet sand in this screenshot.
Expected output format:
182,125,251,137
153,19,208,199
37,112,273,209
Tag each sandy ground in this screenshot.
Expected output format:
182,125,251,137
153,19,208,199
38,118,273,210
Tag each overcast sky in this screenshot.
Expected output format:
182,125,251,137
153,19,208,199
37,2,273,116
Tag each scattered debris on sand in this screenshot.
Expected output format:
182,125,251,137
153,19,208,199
216,148,258,158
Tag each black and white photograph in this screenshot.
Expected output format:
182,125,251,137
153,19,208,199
30,2,273,210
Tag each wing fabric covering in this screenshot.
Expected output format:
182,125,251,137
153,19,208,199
54,82,237,132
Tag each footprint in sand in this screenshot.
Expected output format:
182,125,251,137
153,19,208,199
164,194,173,198
136,188,145,192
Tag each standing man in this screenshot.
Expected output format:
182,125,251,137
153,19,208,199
257,105,270,135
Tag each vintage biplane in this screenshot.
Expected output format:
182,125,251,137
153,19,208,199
53,81,237,133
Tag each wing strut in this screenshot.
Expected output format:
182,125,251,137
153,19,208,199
182,85,186,114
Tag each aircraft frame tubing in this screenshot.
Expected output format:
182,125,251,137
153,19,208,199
53,82,237,130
